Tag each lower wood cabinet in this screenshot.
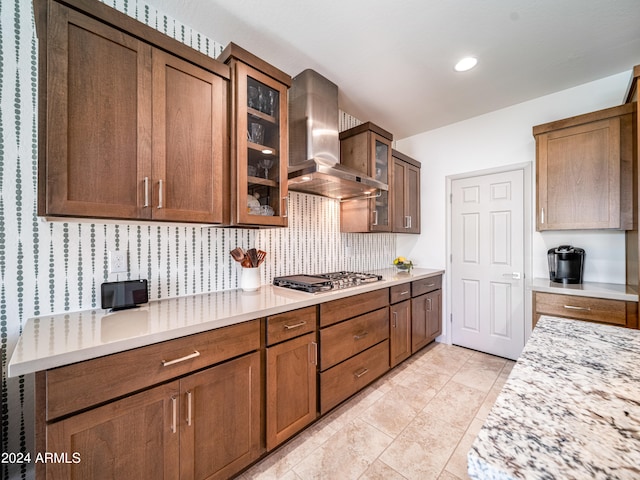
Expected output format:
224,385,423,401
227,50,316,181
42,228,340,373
390,300,411,368
266,332,317,450
533,291,638,329
320,340,389,414
411,281,442,353
411,291,442,353
265,306,318,450
38,320,262,480
318,290,390,414
45,352,262,480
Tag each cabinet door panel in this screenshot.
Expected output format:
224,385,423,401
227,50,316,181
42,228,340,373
152,50,226,223
405,163,421,233
46,382,180,480
390,300,411,367
392,158,407,232
44,3,152,219
179,352,262,480
266,332,317,450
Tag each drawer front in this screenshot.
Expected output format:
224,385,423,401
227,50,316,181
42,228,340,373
267,306,316,346
46,319,261,420
412,275,442,297
534,292,627,326
320,307,389,371
320,289,389,327
320,340,389,414
390,284,412,304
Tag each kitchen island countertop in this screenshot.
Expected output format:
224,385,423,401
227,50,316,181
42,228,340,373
8,267,443,377
468,315,640,479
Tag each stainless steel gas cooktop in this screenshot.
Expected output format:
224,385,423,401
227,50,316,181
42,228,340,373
273,271,383,293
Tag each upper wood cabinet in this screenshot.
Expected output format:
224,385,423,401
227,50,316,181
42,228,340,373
392,150,421,234
340,122,393,232
219,43,291,227
533,103,635,231
35,0,229,223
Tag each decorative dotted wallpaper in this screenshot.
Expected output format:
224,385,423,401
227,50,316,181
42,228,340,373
0,0,395,477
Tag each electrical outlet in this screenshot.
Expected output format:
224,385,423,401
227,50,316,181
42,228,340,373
109,250,127,274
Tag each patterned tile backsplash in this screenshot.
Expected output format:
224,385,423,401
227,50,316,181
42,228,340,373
0,0,395,475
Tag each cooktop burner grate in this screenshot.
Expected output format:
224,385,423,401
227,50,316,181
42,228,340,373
273,271,383,293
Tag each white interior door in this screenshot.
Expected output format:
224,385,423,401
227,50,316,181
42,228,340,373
450,169,525,360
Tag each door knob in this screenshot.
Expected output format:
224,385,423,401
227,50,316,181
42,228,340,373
502,272,522,280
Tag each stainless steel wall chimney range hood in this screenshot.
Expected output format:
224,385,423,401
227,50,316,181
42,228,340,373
288,69,388,199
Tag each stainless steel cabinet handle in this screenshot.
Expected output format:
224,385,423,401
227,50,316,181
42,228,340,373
541,207,544,224
427,298,433,312
392,311,398,328
284,321,307,330
354,368,369,378
400,290,410,296
354,331,368,340
158,179,164,209
309,341,318,365
408,216,412,229
143,177,149,207
170,396,177,433
186,391,192,426
162,350,200,367
564,305,591,311
282,196,288,218
373,210,379,226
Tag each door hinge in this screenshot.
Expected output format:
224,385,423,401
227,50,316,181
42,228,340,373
449,193,453,204
450,253,452,263
450,313,453,323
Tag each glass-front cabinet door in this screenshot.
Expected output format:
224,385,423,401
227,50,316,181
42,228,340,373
220,43,290,227
369,133,391,232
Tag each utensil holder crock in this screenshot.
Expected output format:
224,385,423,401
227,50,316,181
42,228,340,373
240,267,261,291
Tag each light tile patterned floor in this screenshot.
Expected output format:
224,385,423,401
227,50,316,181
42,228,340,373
239,342,515,480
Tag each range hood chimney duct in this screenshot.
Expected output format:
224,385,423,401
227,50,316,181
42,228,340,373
288,69,388,199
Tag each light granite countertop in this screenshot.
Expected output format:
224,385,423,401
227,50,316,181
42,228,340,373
529,277,638,302
8,267,443,377
468,315,640,479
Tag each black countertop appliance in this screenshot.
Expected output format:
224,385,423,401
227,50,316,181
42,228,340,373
548,245,585,284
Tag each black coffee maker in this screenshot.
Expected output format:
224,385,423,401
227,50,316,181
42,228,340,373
548,245,585,284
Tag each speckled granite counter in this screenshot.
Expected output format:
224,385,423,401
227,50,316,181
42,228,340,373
8,267,443,377
468,315,640,479
529,277,638,302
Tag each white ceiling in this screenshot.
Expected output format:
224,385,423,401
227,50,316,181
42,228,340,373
150,0,640,139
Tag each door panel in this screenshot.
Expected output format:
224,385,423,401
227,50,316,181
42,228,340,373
45,3,152,219
152,49,226,223
451,169,525,360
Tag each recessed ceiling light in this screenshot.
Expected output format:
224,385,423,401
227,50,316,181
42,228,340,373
454,57,478,72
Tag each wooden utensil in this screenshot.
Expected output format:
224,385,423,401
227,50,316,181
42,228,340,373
230,247,245,263
246,248,259,268
257,250,267,266
241,256,253,268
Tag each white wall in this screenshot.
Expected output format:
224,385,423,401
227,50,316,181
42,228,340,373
396,70,632,286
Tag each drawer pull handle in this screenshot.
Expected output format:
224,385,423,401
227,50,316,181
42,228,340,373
564,305,591,311
143,177,149,207
158,179,164,209
309,341,318,366
400,290,410,296
162,350,200,367
354,368,369,379
354,331,369,340
393,311,398,328
170,396,177,433
186,391,192,426
284,321,307,330
425,283,435,288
